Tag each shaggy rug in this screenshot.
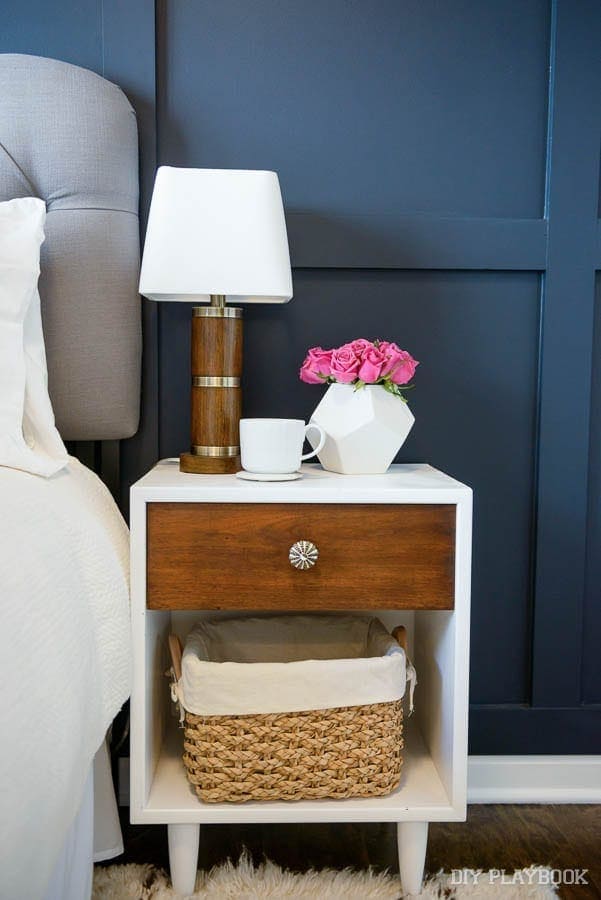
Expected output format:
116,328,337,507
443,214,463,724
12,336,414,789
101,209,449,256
93,854,560,898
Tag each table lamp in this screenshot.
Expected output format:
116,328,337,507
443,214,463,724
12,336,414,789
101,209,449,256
139,167,293,473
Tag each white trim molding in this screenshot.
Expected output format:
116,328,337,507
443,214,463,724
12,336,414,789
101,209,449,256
468,755,601,803
119,755,601,807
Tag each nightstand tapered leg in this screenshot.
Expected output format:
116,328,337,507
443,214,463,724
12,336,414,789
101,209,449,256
168,823,200,895
397,821,428,895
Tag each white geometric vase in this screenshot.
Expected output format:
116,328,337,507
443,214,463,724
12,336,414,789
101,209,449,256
308,382,415,475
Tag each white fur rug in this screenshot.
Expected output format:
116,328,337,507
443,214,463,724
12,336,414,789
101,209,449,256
93,855,559,898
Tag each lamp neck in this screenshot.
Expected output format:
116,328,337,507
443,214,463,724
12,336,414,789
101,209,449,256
210,294,226,308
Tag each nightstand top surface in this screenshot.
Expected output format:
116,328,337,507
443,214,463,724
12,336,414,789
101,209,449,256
132,460,471,504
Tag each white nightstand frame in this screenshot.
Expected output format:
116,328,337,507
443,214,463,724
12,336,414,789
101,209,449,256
130,462,472,895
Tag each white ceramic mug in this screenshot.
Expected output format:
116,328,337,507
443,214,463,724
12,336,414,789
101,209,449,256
240,418,326,474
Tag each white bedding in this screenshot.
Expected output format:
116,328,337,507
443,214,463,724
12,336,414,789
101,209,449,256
0,457,131,900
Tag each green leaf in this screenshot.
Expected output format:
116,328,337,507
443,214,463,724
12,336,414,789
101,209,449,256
378,379,413,401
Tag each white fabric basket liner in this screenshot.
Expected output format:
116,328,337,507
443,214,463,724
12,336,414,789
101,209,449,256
176,614,415,717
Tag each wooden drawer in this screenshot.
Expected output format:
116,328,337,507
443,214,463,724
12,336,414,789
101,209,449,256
147,502,455,610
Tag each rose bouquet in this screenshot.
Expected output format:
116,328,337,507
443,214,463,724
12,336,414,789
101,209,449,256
299,338,418,400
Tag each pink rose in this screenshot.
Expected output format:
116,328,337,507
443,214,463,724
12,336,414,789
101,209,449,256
382,342,419,384
299,346,333,384
358,345,386,383
330,343,361,383
379,342,401,377
349,338,373,355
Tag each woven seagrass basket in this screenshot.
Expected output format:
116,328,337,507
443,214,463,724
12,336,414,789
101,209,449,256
169,615,412,804
182,700,403,803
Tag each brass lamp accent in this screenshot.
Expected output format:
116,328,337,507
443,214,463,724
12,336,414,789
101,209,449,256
138,167,293,473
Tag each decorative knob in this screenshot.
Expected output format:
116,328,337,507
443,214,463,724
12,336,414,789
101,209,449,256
289,540,319,570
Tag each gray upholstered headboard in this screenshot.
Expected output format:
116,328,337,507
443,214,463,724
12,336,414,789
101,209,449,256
0,54,141,441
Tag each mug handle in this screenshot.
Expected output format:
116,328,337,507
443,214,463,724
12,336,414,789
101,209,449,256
301,422,326,460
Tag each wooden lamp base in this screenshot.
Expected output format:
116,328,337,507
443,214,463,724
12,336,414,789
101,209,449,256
180,297,243,475
179,452,241,474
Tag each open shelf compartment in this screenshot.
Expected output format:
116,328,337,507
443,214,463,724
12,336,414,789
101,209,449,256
141,709,454,825
131,608,466,825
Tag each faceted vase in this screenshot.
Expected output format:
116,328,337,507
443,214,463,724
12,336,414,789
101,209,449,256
308,383,415,475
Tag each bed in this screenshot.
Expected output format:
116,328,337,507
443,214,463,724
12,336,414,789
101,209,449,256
0,54,142,900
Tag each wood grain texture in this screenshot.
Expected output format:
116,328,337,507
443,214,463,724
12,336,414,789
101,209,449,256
190,385,241,448
191,315,242,376
392,625,408,652
184,311,243,473
147,503,455,610
168,634,183,680
179,453,241,474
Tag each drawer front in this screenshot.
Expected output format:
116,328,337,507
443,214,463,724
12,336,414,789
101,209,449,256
147,503,455,610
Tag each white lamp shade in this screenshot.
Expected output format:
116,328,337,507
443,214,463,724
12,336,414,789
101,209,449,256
139,167,293,303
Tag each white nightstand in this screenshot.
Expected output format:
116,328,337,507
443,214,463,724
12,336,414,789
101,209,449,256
130,461,472,895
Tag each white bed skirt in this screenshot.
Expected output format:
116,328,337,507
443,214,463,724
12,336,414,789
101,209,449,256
42,741,122,900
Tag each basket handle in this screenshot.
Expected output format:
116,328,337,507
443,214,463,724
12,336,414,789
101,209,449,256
391,625,408,652
392,625,417,715
168,634,183,681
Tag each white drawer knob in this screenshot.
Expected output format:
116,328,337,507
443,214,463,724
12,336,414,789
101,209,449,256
289,540,319,570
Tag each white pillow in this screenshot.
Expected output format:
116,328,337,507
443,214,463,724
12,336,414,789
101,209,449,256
0,198,68,476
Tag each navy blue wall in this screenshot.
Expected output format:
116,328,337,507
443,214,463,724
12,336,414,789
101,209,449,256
3,0,600,752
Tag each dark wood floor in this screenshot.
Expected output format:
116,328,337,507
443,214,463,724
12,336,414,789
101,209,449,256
115,805,601,898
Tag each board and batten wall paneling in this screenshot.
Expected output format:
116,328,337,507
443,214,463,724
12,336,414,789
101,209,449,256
3,0,601,752
530,0,601,711
2,0,103,71
583,275,601,705
158,0,550,220
156,0,600,753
